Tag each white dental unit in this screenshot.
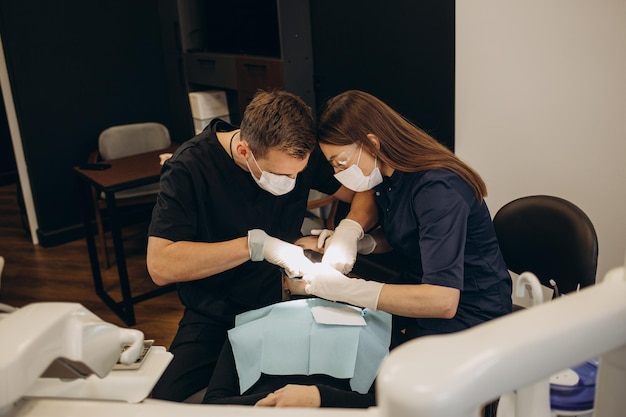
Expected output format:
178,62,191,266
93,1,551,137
1,264,625,417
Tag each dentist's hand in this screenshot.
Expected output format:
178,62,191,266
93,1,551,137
248,230,313,277
311,219,364,274
302,263,383,310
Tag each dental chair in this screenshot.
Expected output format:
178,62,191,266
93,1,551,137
493,195,598,296
491,195,599,416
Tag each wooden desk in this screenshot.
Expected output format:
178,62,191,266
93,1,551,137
74,146,177,326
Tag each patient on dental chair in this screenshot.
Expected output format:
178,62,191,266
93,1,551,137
202,273,391,408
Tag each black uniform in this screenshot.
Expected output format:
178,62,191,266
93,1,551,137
148,119,341,401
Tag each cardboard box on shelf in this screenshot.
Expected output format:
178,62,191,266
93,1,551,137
188,90,229,120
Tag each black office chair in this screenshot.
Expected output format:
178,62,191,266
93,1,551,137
493,195,599,296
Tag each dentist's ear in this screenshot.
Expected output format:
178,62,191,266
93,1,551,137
235,139,250,159
366,133,381,150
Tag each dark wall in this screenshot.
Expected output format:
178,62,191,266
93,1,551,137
310,0,455,150
0,0,453,246
0,0,193,245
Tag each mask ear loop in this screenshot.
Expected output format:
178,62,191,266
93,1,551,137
355,144,364,166
373,154,378,170
247,148,264,179
357,144,379,172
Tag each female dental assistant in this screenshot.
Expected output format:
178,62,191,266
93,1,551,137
298,90,512,344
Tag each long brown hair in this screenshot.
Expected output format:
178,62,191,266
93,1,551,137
318,90,487,200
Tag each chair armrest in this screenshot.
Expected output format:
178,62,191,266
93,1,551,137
306,196,339,230
306,195,336,211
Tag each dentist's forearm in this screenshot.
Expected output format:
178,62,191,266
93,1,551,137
147,236,249,285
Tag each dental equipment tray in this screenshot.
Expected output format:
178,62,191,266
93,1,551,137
24,345,172,403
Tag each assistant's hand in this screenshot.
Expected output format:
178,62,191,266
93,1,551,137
312,229,377,255
248,230,313,277
255,385,321,408
313,219,364,274
302,263,384,310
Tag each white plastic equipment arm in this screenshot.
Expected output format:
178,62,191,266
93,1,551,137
497,272,550,417
0,303,144,410
377,266,626,417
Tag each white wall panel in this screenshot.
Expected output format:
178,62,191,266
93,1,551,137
456,0,626,280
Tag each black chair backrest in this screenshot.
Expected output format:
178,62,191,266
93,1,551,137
493,195,598,295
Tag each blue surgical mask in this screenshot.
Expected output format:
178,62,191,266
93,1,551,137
246,150,297,196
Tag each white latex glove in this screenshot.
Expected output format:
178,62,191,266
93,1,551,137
315,219,364,274
311,229,377,255
248,229,314,278
302,263,384,310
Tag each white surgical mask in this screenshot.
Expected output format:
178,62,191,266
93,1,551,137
246,150,297,196
333,145,383,192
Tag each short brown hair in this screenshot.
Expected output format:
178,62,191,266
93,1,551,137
240,90,316,159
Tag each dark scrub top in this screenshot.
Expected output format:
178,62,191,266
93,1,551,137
148,119,341,324
374,168,512,337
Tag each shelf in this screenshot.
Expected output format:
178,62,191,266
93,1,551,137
178,0,314,120
184,52,237,90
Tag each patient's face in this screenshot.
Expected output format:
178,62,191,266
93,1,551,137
281,249,323,300
282,274,308,300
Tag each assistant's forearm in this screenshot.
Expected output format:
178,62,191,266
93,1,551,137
376,284,460,319
147,236,250,285
345,190,378,232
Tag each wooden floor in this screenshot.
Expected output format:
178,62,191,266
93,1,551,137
0,183,183,348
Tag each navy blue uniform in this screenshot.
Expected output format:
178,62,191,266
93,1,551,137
148,119,340,401
374,169,511,341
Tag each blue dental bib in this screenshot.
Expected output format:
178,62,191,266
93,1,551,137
228,298,392,394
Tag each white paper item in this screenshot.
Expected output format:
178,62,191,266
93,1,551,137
311,306,367,326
